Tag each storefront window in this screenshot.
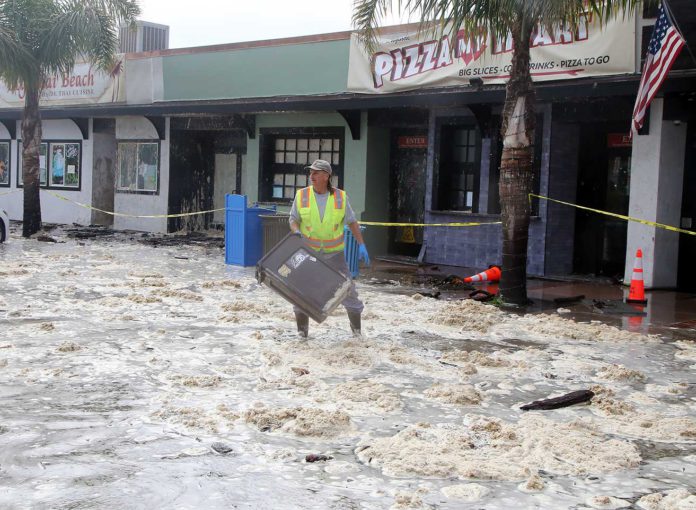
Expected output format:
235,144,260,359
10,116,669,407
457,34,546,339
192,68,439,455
17,141,73,189
117,141,159,193
49,143,80,187
0,142,9,187
435,123,481,212
260,129,343,202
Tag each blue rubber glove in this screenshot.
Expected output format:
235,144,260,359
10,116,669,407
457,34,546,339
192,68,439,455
358,244,370,266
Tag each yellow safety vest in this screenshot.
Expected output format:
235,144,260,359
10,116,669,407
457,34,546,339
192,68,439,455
296,186,346,253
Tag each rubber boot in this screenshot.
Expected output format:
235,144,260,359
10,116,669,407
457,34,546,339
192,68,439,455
348,312,361,337
295,312,309,338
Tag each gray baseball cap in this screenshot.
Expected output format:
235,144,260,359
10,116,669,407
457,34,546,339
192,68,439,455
305,159,332,175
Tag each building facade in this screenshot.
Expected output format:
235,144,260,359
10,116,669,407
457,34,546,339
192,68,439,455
1,2,695,290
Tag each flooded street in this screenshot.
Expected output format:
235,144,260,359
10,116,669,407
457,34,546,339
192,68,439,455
0,229,695,509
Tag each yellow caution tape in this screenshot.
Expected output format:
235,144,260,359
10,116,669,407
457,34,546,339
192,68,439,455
44,190,226,219
13,188,692,237
532,194,696,237
360,220,502,227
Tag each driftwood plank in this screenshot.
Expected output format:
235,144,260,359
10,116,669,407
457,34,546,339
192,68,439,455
520,390,595,411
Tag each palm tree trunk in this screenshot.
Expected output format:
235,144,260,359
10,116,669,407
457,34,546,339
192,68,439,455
22,84,42,237
498,19,536,306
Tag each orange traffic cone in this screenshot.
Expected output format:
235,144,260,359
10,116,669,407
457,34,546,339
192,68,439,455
464,265,501,283
625,249,648,304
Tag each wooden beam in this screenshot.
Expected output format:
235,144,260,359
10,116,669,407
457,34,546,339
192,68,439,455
337,110,361,140
145,116,166,140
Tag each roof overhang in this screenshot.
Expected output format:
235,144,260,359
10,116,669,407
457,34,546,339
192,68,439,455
1,71,695,120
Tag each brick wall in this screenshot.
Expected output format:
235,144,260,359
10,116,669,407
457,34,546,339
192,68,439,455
544,121,580,275
423,105,552,276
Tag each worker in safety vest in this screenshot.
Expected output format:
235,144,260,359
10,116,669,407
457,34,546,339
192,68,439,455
289,159,369,337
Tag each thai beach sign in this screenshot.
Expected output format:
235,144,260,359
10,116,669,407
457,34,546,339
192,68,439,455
348,13,636,93
0,58,125,107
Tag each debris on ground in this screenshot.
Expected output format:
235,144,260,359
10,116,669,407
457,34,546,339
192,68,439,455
520,390,595,411
211,442,235,455
35,234,58,243
138,231,225,248
1,228,694,509
305,454,333,463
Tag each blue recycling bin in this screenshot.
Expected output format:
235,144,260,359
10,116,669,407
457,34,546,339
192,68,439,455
225,194,276,266
344,225,366,279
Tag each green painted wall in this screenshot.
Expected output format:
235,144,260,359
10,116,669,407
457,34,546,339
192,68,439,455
162,40,350,101
363,127,391,256
244,112,368,218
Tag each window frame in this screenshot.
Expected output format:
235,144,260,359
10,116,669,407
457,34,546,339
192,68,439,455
258,127,345,204
116,140,161,195
16,139,82,191
433,119,482,213
0,140,10,188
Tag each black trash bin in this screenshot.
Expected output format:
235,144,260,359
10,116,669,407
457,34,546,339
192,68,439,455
260,214,290,256
256,233,352,323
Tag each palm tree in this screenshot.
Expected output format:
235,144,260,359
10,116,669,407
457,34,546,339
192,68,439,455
0,0,139,237
353,0,650,305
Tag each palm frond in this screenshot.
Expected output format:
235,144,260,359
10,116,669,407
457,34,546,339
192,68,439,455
352,0,655,51
36,0,138,76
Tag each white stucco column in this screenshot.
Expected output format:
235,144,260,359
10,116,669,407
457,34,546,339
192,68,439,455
625,98,687,288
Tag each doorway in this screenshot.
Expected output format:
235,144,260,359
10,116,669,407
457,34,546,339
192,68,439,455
213,153,242,226
574,127,631,277
389,130,427,256
678,121,696,291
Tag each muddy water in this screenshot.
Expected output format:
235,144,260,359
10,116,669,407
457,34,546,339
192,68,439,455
0,229,695,509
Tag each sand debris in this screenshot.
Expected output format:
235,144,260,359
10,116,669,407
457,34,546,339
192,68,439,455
0,269,30,277
590,385,636,416
511,314,660,343
597,364,647,382
216,404,240,424
592,413,696,442
243,405,354,438
391,492,429,509
202,279,242,289
331,379,402,413
586,495,631,509
356,414,640,481
431,300,504,333
57,342,81,353
128,272,164,279
175,375,222,388
126,279,168,288
279,340,376,373
151,406,218,432
637,489,696,510
589,387,696,441
127,294,162,304
440,349,519,369
152,289,203,301
39,322,55,332
519,472,545,492
424,383,482,405
221,300,269,315
441,483,491,501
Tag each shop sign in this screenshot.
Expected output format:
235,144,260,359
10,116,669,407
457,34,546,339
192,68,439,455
398,135,428,149
348,11,636,94
0,58,125,107
607,133,632,148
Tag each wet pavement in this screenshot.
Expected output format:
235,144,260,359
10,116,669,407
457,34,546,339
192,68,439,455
0,226,695,509
367,258,696,339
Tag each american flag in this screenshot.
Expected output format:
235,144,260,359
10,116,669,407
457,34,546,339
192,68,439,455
632,2,685,133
